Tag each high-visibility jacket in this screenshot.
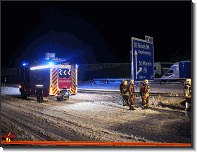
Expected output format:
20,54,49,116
184,85,191,98
129,84,134,95
140,84,150,96
120,84,129,95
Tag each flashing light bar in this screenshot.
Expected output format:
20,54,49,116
30,65,50,70
30,62,54,70
49,62,54,66
36,85,43,87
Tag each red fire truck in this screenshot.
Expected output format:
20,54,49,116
19,62,78,102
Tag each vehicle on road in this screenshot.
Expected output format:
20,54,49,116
154,62,174,78
19,62,78,102
161,60,191,80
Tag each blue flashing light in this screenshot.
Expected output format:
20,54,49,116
23,63,27,66
49,62,54,67
76,64,78,69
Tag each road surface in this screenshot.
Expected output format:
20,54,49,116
1,86,191,144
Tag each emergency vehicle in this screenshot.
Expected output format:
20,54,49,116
19,53,78,102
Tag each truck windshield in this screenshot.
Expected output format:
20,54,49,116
164,70,173,76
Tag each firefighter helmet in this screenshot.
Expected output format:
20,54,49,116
186,79,191,85
143,79,148,84
122,79,125,83
130,80,134,84
123,80,128,85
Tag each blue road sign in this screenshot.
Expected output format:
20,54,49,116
131,37,154,81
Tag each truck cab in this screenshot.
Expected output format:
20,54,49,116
161,63,179,79
161,61,191,80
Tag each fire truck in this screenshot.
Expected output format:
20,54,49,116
19,53,78,102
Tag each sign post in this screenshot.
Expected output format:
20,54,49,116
131,37,154,81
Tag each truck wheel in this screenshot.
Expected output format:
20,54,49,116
36,89,43,102
57,95,63,101
21,91,27,99
37,94,43,102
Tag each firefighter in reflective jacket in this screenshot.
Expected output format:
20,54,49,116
129,80,136,110
181,78,191,107
120,80,130,106
184,79,191,119
140,79,150,109
120,79,125,94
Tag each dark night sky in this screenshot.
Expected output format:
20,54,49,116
1,1,191,69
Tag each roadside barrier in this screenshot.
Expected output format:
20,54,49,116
92,78,186,85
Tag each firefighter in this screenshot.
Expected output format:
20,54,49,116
181,78,191,107
129,80,136,110
120,79,125,94
120,80,130,106
140,79,150,109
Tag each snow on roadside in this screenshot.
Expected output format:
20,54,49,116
1,86,189,143
1,87,21,95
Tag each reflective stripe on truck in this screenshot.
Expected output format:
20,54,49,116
51,68,58,95
70,64,78,94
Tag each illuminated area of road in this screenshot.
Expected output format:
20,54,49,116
62,102,98,111
1,85,191,143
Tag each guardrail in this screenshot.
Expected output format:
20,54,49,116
77,88,184,97
92,78,131,84
155,78,186,85
92,78,186,85
1,83,20,87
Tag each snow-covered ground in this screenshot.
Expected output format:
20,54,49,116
1,91,190,143
1,86,21,96
0,81,188,144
